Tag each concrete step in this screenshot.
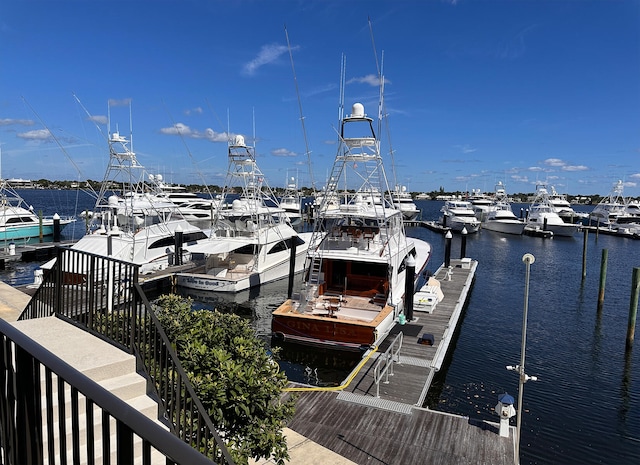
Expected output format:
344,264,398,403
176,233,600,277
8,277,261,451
11,316,137,383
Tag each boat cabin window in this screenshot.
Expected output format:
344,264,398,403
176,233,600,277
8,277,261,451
6,217,36,224
323,259,388,296
268,236,305,254
148,231,208,249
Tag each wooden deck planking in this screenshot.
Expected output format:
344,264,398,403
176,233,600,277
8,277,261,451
342,258,477,407
285,258,517,464
288,391,515,465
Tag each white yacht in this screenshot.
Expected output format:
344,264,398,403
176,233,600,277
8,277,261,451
482,182,525,235
468,188,493,221
176,135,311,293
524,184,579,237
590,180,628,227
548,185,587,224
439,200,481,233
279,176,303,227
388,185,420,221
42,103,208,275
1,178,75,242
272,77,432,349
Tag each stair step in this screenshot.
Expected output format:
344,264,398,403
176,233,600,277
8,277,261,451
12,316,137,382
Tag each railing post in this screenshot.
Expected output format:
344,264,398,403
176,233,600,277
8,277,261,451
55,247,64,316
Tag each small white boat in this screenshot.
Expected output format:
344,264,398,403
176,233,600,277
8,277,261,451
439,200,481,233
414,277,444,313
524,184,579,237
482,182,525,235
176,135,311,293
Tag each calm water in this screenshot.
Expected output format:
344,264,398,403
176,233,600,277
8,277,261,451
2,191,639,465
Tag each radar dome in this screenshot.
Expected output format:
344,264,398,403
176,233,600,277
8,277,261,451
351,103,365,118
234,135,245,147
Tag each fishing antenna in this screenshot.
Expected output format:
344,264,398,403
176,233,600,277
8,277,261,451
368,17,399,189
285,25,317,194
162,100,215,199
21,96,84,179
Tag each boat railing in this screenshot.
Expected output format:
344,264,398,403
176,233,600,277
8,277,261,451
373,331,403,398
16,246,235,464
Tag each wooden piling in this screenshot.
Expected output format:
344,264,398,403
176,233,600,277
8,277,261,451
626,267,639,350
581,228,588,280
597,249,608,313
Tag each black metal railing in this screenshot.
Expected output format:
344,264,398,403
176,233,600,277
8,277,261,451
15,247,235,465
0,319,217,465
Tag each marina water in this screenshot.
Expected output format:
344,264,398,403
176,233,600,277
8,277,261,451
2,190,639,465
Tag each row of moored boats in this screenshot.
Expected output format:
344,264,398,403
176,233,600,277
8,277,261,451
434,180,640,238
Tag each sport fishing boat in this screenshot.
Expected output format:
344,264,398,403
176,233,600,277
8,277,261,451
387,185,420,221
482,182,525,235
589,180,628,227
176,134,312,293
524,184,579,237
41,103,207,276
279,175,304,227
271,89,432,349
438,200,481,233
0,178,75,242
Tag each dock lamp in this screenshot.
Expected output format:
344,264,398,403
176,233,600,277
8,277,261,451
506,253,538,461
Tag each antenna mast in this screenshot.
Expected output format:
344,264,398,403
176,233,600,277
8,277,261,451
285,26,317,194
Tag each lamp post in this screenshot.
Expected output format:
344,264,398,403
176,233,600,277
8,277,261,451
507,253,538,462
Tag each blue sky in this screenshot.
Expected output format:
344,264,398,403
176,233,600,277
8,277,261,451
1,0,639,196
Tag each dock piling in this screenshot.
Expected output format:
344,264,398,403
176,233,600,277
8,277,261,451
287,239,297,299
444,230,452,268
460,227,467,258
597,249,608,313
581,228,588,280
626,267,639,351
404,255,415,322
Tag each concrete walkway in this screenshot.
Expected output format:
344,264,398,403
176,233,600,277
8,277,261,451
0,280,356,465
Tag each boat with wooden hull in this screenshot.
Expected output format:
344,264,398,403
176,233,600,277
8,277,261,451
272,67,432,349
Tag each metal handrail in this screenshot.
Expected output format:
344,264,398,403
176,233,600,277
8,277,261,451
17,246,235,464
373,332,403,397
0,318,216,465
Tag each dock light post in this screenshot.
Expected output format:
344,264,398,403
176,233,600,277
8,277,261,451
507,253,538,461
460,227,467,258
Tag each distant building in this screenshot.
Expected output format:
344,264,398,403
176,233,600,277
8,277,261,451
6,178,34,188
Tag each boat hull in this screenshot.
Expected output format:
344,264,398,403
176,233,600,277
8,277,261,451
176,246,309,293
0,219,75,241
482,220,525,235
271,299,396,349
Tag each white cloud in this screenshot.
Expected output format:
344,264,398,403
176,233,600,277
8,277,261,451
271,148,297,157
160,123,230,142
544,158,565,167
347,74,390,86
0,118,35,126
17,129,52,141
242,43,292,76
562,164,588,172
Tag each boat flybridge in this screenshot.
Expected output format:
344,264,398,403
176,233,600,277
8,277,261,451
176,134,312,293
272,95,432,349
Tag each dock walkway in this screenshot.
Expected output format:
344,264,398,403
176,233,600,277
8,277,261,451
285,258,518,465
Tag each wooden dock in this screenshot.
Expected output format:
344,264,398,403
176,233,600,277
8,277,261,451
284,258,518,465
0,240,75,269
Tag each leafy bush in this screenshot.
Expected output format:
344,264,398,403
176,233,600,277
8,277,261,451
154,294,295,465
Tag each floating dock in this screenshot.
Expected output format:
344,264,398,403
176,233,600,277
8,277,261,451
283,258,517,465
